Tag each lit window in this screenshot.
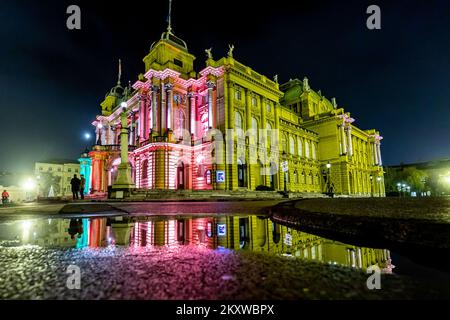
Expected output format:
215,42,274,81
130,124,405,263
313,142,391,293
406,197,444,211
235,111,243,130
289,136,295,155
312,143,317,160
297,138,303,157
305,140,310,158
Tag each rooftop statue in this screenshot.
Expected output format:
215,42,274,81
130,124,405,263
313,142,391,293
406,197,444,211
228,44,234,58
205,47,213,60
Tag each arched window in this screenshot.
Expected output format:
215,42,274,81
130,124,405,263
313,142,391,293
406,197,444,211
282,134,288,153
251,117,258,143
294,170,298,184
302,171,306,184
266,122,272,148
305,140,310,159
141,159,148,180
289,136,295,155
308,172,313,185
237,158,247,187
297,138,303,157
175,110,187,139
235,111,243,130
312,142,317,159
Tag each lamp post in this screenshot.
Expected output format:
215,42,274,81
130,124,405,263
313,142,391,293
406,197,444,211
370,174,373,197
96,123,103,145
377,176,382,197
326,161,331,195
282,151,287,193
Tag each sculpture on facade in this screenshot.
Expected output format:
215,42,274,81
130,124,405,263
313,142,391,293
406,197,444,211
205,48,213,60
228,44,234,57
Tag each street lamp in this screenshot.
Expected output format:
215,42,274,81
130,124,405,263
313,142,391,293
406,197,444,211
377,176,382,197
370,175,373,197
325,162,331,195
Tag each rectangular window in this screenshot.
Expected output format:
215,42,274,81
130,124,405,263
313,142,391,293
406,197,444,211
252,97,257,106
235,90,241,100
174,59,183,67
266,104,271,112
68,168,72,172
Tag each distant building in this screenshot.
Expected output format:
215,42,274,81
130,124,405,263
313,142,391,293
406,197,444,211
34,160,80,197
0,172,36,203
385,159,450,196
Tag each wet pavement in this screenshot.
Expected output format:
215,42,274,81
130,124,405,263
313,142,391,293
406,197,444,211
1,212,450,300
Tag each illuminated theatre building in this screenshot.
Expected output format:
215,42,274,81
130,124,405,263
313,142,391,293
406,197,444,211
87,24,385,197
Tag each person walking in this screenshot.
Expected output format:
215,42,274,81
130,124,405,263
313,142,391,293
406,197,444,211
70,174,81,200
80,174,86,200
2,190,10,205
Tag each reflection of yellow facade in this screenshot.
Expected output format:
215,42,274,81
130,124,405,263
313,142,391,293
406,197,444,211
128,215,390,271
18,215,390,271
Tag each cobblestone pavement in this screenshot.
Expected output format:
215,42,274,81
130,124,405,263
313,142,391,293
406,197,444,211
1,245,448,300
292,197,450,222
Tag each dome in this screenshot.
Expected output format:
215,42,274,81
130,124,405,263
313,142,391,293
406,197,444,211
150,30,188,52
106,84,124,99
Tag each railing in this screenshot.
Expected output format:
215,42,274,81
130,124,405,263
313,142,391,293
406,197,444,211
92,144,136,152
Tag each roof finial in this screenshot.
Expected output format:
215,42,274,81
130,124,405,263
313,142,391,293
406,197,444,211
167,0,173,33
117,59,122,86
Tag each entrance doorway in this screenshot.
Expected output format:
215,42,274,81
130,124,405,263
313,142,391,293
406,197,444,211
237,159,247,188
177,162,185,190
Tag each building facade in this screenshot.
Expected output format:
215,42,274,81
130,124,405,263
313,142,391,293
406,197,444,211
87,24,385,197
35,160,80,197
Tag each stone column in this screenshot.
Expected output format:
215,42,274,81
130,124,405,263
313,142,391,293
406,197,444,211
245,89,252,189
260,96,267,186
160,83,167,132
166,83,174,130
112,109,135,194
372,142,378,165
139,95,145,142
207,81,215,128
151,85,158,134
346,125,353,158
189,92,196,135
227,82,235,190
376,142,382,166
340,124,347,154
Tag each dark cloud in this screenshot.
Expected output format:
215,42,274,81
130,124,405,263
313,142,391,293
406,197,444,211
1,0,449,173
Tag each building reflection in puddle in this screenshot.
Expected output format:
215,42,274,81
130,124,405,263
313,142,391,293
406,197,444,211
2,215,393,272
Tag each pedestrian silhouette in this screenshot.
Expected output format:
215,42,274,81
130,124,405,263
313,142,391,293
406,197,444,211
2,189,9,205
70,174,81,200
80,174,86,200
68,218,83,239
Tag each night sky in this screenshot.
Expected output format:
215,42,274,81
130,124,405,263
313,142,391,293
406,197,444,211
1,0,449,173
